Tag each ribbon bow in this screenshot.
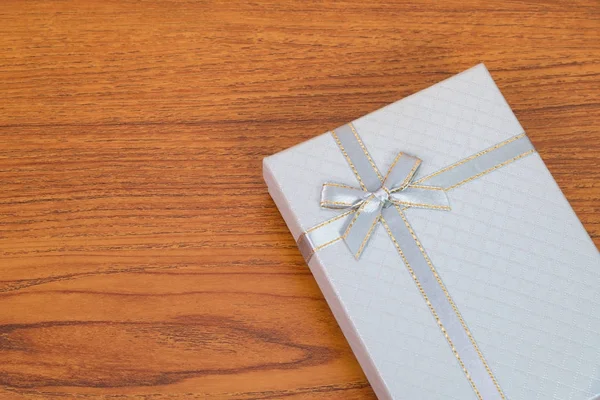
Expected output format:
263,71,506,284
320,153,450,259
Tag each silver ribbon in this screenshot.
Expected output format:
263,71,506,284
321,153,450,259
298,123,536,400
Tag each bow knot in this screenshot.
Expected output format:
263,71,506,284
320,153,450,259
372,187,391,207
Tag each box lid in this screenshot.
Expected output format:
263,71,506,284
264,64,600,400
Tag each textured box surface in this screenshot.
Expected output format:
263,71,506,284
263,64,600,400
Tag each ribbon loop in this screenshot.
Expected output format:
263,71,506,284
320,183,367,209
384,153,422,191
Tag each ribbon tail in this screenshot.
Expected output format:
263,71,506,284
320,183,366,209
390,185,450,210
341,195,382,259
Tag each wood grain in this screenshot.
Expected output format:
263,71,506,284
0,1,598,399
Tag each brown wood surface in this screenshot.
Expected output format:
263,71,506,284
1,1,599,399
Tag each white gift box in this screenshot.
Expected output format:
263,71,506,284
263,64,600,400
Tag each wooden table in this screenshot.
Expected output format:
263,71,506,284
1,1,598,399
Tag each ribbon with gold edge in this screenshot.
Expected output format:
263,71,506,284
297,123,536,400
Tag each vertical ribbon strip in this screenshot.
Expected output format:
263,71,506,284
298,123,536,400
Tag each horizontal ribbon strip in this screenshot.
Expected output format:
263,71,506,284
298,123,536,400
297,130,534,262
415,133,534,189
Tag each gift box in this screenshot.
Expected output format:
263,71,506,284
263,64,600,400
